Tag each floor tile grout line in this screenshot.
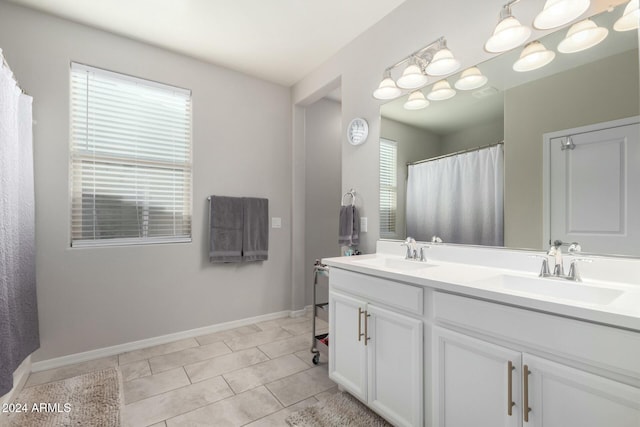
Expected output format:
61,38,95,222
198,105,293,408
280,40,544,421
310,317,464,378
147,346,233,376
238,390,290,427
263,381,287,408
122,367,192,405
219,353,312,395
222,327,296,352
261,365,335,407
123,374,230,410
182,366,192,385
220,374,236,395
118,338,200,366
184,350,271,385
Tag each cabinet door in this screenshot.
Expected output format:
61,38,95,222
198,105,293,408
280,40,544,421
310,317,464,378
328,290,367,401
367,304,423,427
433,327,522,427
523,354,640,427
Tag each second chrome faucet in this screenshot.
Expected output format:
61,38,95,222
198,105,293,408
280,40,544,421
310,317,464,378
534,240,591,282
401,237,430,262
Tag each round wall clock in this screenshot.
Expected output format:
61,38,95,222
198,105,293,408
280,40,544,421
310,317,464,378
347,117,369,146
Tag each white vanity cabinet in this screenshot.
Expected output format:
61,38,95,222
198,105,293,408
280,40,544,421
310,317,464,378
433,327,522,427
433,292,640,427
329,269,423,427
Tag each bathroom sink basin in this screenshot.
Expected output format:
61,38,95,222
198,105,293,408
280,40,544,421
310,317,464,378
353,256,434,272
474,274,624,306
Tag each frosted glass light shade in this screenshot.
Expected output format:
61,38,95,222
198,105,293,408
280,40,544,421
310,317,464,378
426,80,456,101
425,48,461,76
533,0,591,30
397,64,428,89
404,90,430,110
614,0,639,32
558,19,608,53
373,77,402,100
513,41,556,72
485,16,532,53
455,67,488,90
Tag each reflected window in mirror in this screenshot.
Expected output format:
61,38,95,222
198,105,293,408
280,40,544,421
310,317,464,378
379,139,398,238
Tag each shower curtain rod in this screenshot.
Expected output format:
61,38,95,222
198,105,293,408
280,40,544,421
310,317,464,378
0,50,28,95
407,141,504,167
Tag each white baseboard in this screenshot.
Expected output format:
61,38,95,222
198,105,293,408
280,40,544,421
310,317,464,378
0,355,31,408
32,308,310,373
291,305,313,318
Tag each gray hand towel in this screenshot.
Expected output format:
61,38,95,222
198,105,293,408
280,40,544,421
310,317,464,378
338,205,360,246
243,197,269,262
209,196,244,263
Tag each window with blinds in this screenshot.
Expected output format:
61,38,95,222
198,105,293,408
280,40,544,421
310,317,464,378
70,63,192,247
379,139,397,237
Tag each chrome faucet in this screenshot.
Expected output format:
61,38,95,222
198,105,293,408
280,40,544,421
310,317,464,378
401,237,417,260
534,241,591,282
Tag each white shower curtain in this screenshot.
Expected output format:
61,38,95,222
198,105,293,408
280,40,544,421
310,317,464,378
406,145,504,246
0,52,39,396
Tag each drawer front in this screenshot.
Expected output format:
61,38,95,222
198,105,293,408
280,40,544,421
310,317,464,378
433,291,640,381
330,268,423,316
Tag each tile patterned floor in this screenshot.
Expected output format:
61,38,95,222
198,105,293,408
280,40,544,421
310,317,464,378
24,311,335,427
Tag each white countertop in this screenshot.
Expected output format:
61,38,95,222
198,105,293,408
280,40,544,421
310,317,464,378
322,252,640,332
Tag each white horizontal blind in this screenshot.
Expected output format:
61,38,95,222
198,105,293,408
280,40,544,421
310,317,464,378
70,63,192,247
379,139,397,237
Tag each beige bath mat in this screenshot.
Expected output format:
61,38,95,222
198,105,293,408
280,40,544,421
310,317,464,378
286,391,391,427
5,367,121,427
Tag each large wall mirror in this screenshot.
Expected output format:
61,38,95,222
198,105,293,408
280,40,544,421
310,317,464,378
379,3,640,257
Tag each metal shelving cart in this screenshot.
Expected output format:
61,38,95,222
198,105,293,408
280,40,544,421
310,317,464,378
310,259,329,365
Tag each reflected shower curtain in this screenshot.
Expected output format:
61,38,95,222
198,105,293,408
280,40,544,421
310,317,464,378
406,145,504,246
0,56,39,396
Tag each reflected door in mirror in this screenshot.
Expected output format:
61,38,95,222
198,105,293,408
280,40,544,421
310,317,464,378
549,119,640,256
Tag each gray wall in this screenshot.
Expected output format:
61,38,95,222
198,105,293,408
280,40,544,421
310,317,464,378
440,118,504,154
304,98,341,305
0,2,293,361
504,49,639,250
380,118,441,239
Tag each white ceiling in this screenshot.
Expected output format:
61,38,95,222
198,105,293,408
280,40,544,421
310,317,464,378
6,0,407,86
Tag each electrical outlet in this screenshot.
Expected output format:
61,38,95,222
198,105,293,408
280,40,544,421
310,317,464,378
271,217,282,228
360,217,368,233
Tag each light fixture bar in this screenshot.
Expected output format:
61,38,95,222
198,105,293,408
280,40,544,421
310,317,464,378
384,36,445,71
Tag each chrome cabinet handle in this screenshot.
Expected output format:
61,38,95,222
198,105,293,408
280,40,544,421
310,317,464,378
523,364,531,422
507,361,515,416
358,307,364,342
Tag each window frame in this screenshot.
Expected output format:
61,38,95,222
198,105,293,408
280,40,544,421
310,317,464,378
379,138,398,239
69,62,193,248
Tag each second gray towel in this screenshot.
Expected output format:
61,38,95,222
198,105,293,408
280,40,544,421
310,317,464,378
243,197,269,262
338,205,360,246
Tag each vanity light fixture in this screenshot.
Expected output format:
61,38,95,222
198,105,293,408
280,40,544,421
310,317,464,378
397,57,429,89
404,90,430,110
427,80,456,101
372,37,459,100
373,70,402,100
454,67,489,90
485,2,532,53
513,41,556,72
614,0,639,31
533,0,591,30
424,41,462,76
558,19,608,53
